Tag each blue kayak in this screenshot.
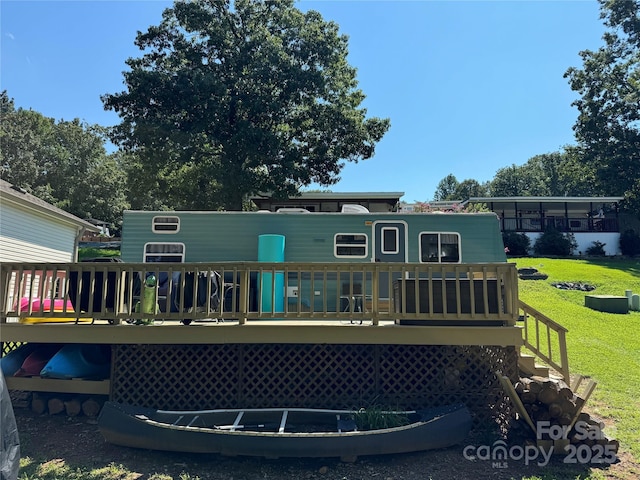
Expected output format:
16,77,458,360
40,344,111,380
1,343,40,376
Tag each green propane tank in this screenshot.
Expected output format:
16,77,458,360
134,275,159,324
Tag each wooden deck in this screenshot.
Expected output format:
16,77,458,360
1,261,519,326
1,261,526,412
2,261,523,350
0,320,524,346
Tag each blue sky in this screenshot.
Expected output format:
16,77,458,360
1,1,606,203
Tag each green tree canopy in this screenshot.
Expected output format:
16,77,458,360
565,0,640,213
433,174,460,201
487,150,599,198
0,91,128,227
453,179,489,200
103,0,390,211
0,92,55,192
488,162,545,197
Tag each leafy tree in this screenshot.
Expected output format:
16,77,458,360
565,0,640,214
429,175,488,202
522,153,569,196
0,91,56,189
551,146,600,196
453,179,489,199
0,91,128,228
489,164,537,197
488,149,600,197
433,174,460,201
102,0,390,211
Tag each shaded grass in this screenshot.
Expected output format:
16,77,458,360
513,257,640,463
18,457,198,480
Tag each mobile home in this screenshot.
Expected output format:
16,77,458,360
120,209,508,315
121,209,507,264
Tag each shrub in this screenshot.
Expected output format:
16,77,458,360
585,241,606,256
78,247,121,261
533,228,577,256
502,232,531,256
620,229,640,256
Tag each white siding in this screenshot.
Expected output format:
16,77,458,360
0,202,78,263
525,232,621,256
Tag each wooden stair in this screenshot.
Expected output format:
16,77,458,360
517,351,550,378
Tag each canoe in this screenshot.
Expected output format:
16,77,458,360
40,344,111,380
98,402,472,460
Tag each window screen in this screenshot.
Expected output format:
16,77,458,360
335,234,367,258
144,243,185,262
152,216,180,233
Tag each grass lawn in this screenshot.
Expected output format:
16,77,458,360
513,257,640,467
77,247,121,261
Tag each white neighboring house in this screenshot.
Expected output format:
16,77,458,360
0,179,99,263
465,196,626,256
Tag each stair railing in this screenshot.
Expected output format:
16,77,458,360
518,300,570,383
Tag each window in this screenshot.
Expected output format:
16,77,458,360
274,205,315,212
419,233,460,263
144,243,185,262
335,234,368,258
381,227,399,254
152,216,180,233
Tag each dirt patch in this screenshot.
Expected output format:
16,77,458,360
552,282,596,291
518,268,548,281
12,406,638,480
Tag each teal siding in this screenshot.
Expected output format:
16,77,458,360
121,211,506,264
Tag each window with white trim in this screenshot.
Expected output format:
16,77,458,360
144,243,185,262
334,234,368,258
152,216,180,233
381,227,399,254
419,232,460,263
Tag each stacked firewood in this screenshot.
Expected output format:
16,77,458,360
514,375,619,452
30,393,105,419
516,376,579,426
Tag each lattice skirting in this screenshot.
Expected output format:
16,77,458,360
2,342,23,355
111,344,518,427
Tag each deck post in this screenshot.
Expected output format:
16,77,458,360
371,265,379,325
558,331,570,383
0,264,13,323
238,267,249,325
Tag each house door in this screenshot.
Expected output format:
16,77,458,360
373,221,407,263
372,221,407,306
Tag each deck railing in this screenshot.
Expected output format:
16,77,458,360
501,216,618,233
518,300,570,382
1,262,519,326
